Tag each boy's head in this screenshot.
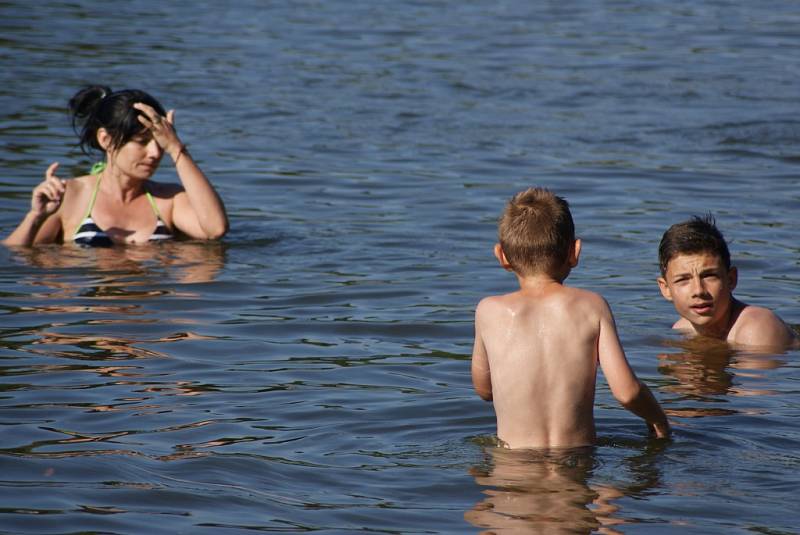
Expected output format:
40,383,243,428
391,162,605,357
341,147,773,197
657,215,738,334
658,214,731,277
496,188,577,278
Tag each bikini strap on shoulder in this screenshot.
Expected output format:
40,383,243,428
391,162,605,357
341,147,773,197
72,173,103,239
90,161,107,175
144,187,163,219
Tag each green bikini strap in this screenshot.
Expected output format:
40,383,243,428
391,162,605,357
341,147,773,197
144,188,163,219
73,168,104,238
77,163,163,236
90,161,107,175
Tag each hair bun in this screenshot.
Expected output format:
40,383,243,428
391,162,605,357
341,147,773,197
69,85,113,119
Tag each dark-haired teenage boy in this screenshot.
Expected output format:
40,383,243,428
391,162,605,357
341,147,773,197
657,215,797,351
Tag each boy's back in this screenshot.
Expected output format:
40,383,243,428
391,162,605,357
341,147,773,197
472,187,669,449
474,284,623,448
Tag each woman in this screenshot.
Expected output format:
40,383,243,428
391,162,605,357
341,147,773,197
3,85,228,247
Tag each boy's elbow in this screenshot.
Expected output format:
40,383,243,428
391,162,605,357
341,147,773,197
477,388,493,402
614,381,642,408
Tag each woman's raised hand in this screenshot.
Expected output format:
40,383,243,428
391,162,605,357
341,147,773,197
133,102,183,158
31,162,66,217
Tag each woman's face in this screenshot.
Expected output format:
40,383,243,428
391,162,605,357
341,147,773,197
108,131,163,180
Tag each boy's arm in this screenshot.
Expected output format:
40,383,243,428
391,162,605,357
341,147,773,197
471,302,492,402
597,298,670,438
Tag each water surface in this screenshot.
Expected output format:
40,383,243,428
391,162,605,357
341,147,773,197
1,1,799,533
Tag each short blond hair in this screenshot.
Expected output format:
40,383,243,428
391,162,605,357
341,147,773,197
498,188,575,276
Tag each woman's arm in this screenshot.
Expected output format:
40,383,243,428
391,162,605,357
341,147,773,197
135,104,228,240
3,163,65,246
168,145,229,239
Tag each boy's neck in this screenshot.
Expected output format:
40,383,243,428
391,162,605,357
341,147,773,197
515,272,566,293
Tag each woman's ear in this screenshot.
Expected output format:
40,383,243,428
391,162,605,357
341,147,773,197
96,128,112,152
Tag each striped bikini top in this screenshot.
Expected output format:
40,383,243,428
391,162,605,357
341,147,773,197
73,168,173,247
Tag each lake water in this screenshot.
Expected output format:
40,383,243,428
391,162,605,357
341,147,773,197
1,1,799,533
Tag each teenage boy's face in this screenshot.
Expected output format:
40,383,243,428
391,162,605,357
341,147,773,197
657,252,737,334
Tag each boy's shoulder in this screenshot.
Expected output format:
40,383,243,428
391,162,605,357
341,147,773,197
474,293,512,319
730,304,796,348
476,285,608,315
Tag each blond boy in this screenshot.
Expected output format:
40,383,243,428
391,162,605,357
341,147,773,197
472,188,669,449
657,215,797,351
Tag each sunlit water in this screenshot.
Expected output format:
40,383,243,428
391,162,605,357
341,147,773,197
1,1,799,533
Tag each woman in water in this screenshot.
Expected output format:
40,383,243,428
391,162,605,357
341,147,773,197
3,85,228,247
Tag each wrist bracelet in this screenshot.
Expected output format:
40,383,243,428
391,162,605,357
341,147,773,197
174,144,188,166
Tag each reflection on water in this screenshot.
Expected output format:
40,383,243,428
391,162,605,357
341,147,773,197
29,330,217,360
658,337,786,418
1,241,226,371
8,241,226,291
0,242,229,478
1,0,800,533
466,444,625,534
466,437,671,534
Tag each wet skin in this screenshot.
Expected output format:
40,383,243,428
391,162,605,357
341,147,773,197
657,252,737,339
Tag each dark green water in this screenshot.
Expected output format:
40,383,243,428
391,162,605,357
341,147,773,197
1,1,799,533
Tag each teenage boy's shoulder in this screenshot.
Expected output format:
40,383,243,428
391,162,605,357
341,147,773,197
730,304,797,348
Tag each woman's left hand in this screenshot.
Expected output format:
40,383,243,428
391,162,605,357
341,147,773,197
132,103,228,240
133,102,183,160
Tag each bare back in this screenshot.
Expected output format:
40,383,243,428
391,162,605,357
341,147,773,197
472,284,614,448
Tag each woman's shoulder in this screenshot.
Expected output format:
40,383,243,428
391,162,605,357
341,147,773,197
65,174,96,193
61,174,98,207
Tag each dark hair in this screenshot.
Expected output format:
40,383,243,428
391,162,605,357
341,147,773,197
498,187,575,276
69,85,166,155
658,214,731,276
